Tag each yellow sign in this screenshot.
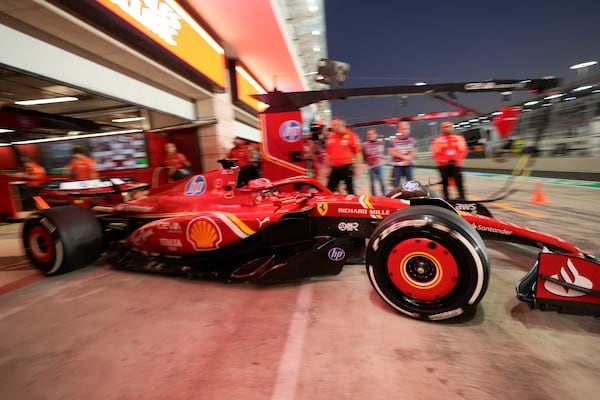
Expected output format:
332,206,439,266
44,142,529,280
235,64,267,112
97,0,225,87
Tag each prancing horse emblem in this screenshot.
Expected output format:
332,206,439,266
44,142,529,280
317,203,328,216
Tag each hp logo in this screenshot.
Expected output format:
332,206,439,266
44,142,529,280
279,120,303,142
328,247,346,261
185,175,207,196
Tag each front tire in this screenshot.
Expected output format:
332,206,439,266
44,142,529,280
23,205,104,276
366,205,489,321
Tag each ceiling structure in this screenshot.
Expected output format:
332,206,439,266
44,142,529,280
0,0,328,142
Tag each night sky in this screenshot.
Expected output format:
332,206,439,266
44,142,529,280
323,0,600,139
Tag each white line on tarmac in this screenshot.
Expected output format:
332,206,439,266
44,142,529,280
270,284,313,400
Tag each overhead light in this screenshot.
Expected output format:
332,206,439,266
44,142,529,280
308,5,319,12
311,30,321,35
112,117,146,123
313,47,321,52
569,61,597,69
0,129,15,133
524,101,539,106
414,82,427,86
14,96,79,106
573,85,593,92
12,129,143,145
544,93,564,100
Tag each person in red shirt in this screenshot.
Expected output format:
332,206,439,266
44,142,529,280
18,154,47,187
163,142,193,181
227,137,252,186
4,154,48,210
325,116,363,194
64,146,98,181
431,121,468,200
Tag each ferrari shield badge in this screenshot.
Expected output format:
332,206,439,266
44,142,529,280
317,203,328,216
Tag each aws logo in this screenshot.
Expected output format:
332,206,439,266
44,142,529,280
279,120,303,142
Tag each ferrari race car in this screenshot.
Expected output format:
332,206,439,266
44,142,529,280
21,161,600,321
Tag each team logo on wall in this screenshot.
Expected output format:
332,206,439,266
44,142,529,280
185,175,206,196
279,120,303,142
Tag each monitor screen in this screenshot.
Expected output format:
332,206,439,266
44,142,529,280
37,132,150,175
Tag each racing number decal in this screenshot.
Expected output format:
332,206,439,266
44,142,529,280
185,176,206,196
279,120,303,143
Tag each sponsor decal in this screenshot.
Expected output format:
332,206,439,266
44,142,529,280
317,203,328,216
464,81,527,91
337,207,391,218
279,120,303,143
402,181,419,191
132,228,154,246
338,222,359,232
157,221,182,232
185,175,207,196
159,238,182,248
108,0,182,46
256,216,271,228
328,247,345,261
544,258,593,297
454,202,477,212
471,223,512,235
214,178,223,189
187,217,222,250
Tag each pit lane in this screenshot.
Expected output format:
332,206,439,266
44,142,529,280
0,169,599,400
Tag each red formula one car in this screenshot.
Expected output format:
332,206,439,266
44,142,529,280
21,161,600,321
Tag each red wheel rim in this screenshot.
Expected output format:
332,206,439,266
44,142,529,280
387,237,459,301
27,225,55,264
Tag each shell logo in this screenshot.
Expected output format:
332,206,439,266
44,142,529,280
187,217,222,251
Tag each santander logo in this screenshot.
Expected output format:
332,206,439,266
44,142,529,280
544,258,593,297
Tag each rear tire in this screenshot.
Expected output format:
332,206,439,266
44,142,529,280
23,205,104,276
366,205,489,321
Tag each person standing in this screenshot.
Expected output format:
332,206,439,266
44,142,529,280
362,128,386,196
227,137,251,186
163,142,193,181
388,121,417,187
64,145,98,180
431,121,468,200
4,154,47,210
324,116,362,194
308,120,328,181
